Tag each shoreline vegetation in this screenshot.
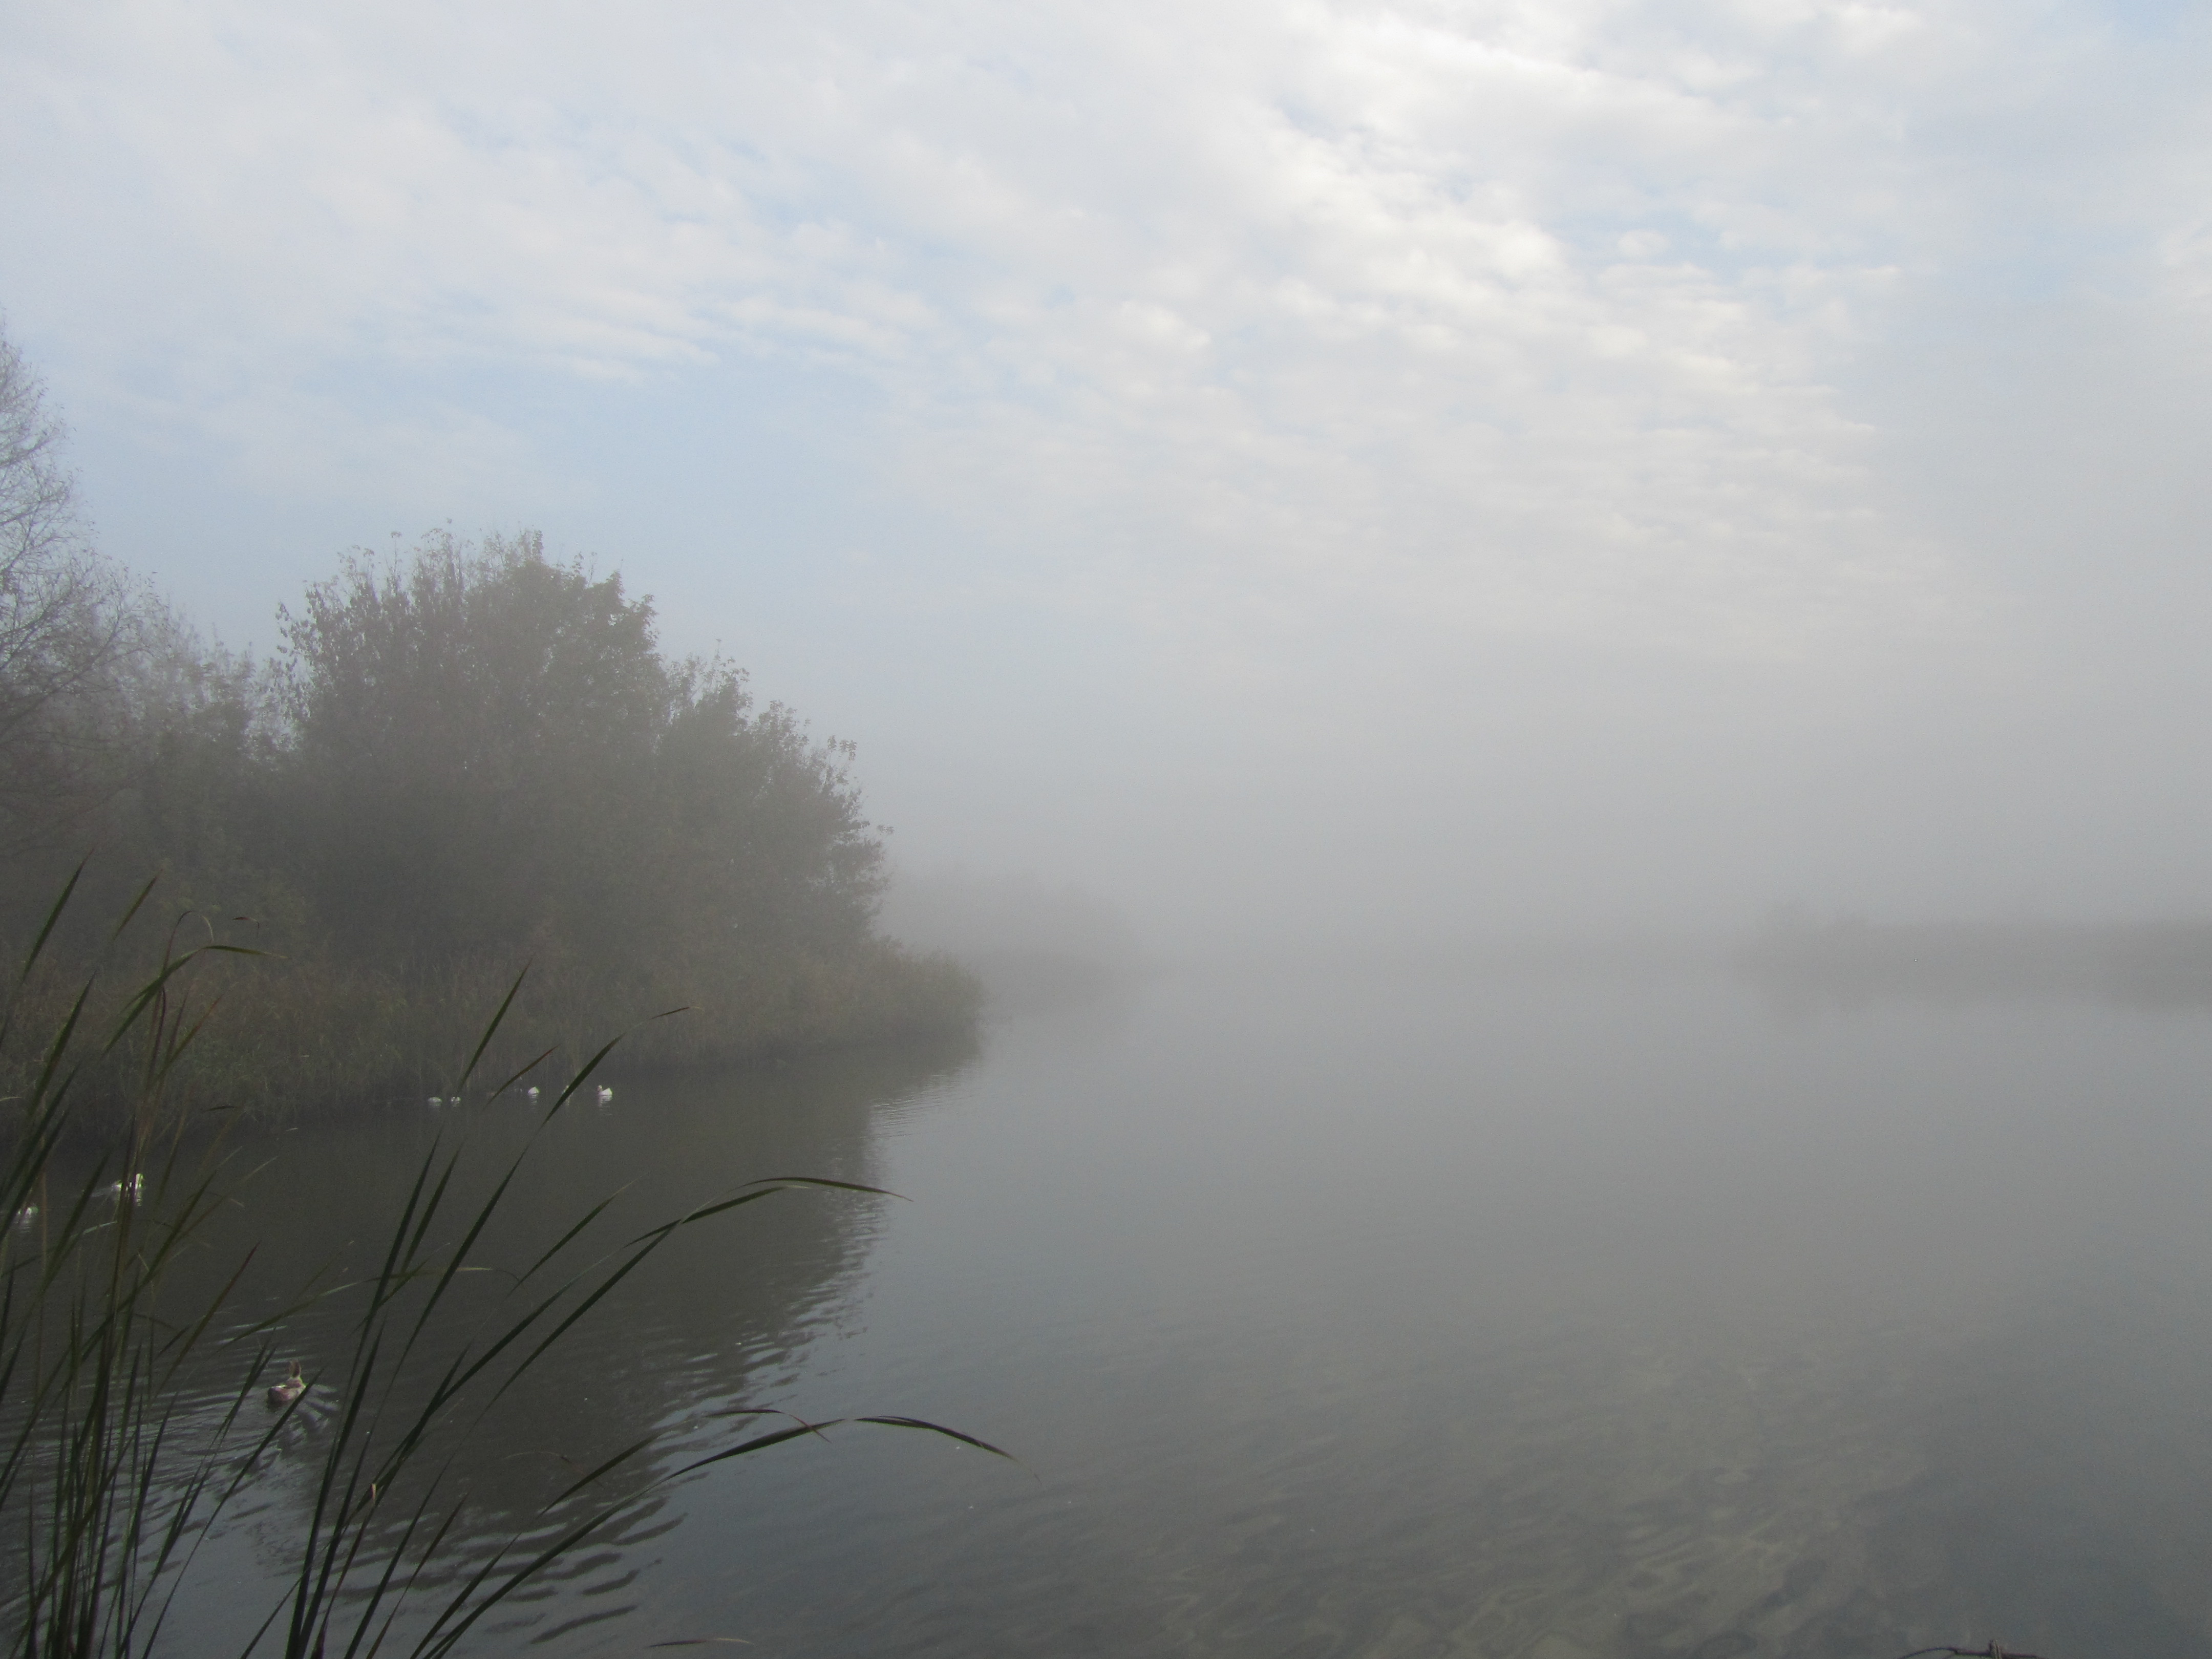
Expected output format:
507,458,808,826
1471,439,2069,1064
3,929,983,1122
1,516,981,1120
1734,914,2212,1010
0,879,1006,1658
0,314,1002,1648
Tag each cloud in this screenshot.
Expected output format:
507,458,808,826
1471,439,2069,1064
5,0,2079,654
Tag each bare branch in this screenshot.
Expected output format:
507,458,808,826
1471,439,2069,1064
0,320,144,855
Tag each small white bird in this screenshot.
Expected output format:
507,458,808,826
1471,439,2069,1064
595,1086,614,1104
104,1175,144,1203
526,1086,541,1101
11,1205,38,1229
429,1097,443,1109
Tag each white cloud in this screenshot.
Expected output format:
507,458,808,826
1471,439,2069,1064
1,0,2204,675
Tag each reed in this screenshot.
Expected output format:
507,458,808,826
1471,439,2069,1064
0,931,982,1125
0,875,1006,1657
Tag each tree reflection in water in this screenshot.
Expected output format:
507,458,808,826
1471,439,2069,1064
141,1029,983,1654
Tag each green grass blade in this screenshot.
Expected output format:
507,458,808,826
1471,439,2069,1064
452,965,529,1097
854,1417,1019,1460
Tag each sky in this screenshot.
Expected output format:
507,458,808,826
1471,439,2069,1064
4,0,2211,944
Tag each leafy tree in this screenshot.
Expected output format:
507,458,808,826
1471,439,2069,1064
0,322,967,1098
273,530,887,977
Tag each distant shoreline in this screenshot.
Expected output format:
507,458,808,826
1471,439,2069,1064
1734,917,2212,1010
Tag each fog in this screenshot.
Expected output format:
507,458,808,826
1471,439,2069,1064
7,12,2212,1646
5,1,2210,965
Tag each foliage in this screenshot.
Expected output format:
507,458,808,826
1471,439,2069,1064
0,325,977,1106
270,531,885,978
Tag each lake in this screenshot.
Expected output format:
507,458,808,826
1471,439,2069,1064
140,958,2212,1656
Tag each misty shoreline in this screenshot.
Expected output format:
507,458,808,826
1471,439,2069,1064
1734,916,2212,1012
1070,919,2212,1017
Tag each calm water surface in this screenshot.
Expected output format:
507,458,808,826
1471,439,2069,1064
156,965,2212,1656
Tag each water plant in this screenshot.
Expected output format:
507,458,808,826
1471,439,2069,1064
0,873,1007,1657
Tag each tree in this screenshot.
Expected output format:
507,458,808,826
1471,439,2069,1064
273,530,886,976
1,513,964,1103
0,322,138,856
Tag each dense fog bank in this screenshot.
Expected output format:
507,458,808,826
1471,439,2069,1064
878,870,1151,1015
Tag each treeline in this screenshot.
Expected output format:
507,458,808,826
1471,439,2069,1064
0,328,977,1113
1736,912,2212,1011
